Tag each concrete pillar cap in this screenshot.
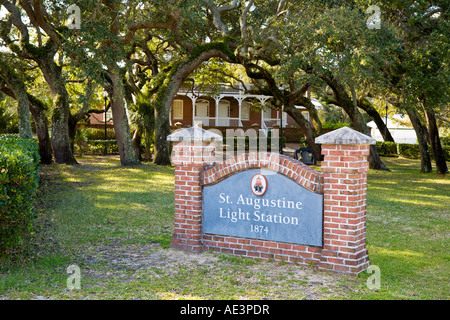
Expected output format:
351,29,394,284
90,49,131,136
167,125,223,142
315,127,376,145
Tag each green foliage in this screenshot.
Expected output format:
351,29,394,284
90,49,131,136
129,91,155,155
376,141,399,157
74,128,118,155
397,143,421,159
87,140,118,155
442,145,450,161
440,136,450,146
0,98,19,134
376,141,450,161
74,128,117,155
0,135,40,259
78,128,116,141
188,39,238,64
321,121,350,130
2,156,448,299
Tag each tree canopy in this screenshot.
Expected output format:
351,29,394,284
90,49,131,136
0,0,447,172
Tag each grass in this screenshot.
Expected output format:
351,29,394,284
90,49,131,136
361,157,449,299
0,155,448,300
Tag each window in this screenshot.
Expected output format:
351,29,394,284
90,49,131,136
263,106,272,120
104,108,113,122
241,101,250,120
173,100,183,119
218,100,231,118
301,111,310,121
218,100,231,126
195,100,210,117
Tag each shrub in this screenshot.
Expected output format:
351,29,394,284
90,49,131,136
81,128,116,140
322,121,350,130
442,145,450,161
440,136,450,146
397,143,421,159
376,140,449,162
88,140,119,154
376,141,398,157
0,135,40,258
74,127,118,155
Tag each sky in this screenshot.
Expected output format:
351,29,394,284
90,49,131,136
0,6,8,52
0,5,7,19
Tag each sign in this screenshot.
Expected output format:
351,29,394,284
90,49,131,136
203,169,323,246
251,174,267,196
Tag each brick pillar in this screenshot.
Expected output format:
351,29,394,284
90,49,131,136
167,126,221,252
316,127,375,274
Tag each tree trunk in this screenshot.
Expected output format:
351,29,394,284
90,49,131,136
0,69,33,139
0,77,53,164
108,65,140,166
285,104,322,159
68,115,77,155
350,113,388,171
153,48,237,165
323,75,388,170
132,128,143,161
49,86,77,164
28,95,53,164
15,87,33,139
37,51,77,164
422,101,448,174
154,80,177,166
358,99,395,142
405,107,432,173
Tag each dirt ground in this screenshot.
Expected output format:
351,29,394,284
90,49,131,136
79,240,357,300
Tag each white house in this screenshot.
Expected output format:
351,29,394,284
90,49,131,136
367,114,417,144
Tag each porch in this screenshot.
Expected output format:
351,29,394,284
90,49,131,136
171,84,290,130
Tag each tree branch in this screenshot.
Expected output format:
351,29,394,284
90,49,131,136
205,0,239,36
120,17,177,44
0,0,30,43
30,0,63,46
240,0,254,38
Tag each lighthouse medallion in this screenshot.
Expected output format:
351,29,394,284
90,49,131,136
251,174,267,196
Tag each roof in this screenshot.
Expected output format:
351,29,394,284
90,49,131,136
167,124,223,142
295,98,324,110
315,126,376,145
367,114,413,130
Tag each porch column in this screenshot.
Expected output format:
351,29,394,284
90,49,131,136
186,94,197,126
237,98,243,127
257,97,269,129
215,97,220,127
261,104,264,127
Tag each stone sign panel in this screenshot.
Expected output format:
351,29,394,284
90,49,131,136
203,169,323,246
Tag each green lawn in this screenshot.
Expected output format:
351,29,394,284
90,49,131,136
0,156,448,300
363,158,449,299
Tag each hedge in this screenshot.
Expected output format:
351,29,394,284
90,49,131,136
376,140,450,161
321,121,350,130
0,135,40,258
79,127,116,140
88,140,119,154
75,139,118,155
376,141,398,157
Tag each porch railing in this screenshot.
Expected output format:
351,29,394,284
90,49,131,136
194,117,243,127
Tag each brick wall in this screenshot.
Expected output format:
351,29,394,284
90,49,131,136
168,127,373,274
202,153,323,194
320,144,371,273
